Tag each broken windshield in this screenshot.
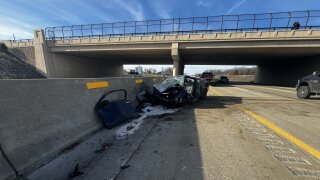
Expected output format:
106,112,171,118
162,76,184,86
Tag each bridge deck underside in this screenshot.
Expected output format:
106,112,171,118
53,46,320,65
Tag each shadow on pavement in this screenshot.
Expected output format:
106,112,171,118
115,96,242,180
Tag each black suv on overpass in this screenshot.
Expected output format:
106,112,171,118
296,71,320,99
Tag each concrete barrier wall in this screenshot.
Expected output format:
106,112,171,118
0,77,164,179
0,151,16,180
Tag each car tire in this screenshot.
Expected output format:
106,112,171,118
174,96,186,107
297,86,311,99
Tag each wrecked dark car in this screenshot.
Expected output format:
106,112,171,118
153,75,208,106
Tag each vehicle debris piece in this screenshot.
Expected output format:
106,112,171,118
95,89,137,129
120,165,130,170
94,143,113,153
115,105,179,139
126,125,134,131
69,164,83,178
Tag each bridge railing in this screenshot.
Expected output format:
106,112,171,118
8,39,34,43
45,10,320,40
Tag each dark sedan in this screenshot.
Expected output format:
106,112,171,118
218,76,229,84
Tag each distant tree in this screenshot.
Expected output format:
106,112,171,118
206,67,256,75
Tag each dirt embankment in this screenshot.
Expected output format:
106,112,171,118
0,43,45,79
228,75,254,82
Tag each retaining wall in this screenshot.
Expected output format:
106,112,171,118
0,77,164,179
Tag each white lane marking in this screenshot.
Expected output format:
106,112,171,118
238,86,296,94
255,86,295,93
233,87,249,92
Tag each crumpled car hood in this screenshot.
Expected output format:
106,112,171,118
153,83,177,93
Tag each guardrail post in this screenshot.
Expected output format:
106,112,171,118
306,11,310,29
269,13,273,31
286,12,292,30
221,15,224,32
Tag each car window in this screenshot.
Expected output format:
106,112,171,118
162,76,184,86
202,73,213,76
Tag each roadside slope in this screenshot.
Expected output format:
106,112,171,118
0,43,45,79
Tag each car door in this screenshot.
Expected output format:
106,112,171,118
310,74,320,93
314,74,320,92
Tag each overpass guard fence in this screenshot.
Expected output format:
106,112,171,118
45,10,320,40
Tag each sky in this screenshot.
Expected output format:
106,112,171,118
1,0,319,74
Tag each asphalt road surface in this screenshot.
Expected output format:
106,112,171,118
28,83,320,180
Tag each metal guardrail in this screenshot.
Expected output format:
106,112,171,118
45,10,320,40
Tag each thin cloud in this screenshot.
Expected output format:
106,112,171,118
225,0,247,15
149,0,172,19
48,5,85,25
112,0,145,21
197,0,211,8
0,14,34,40
69,0,115,23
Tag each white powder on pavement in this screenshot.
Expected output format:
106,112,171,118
115,105,179,139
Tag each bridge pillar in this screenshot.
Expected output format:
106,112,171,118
171,43,184,76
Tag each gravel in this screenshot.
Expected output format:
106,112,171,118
0,43,45,79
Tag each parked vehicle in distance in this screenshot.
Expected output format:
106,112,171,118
296,71,320,99
127,71,141,77
218,76,229,84
200,72,215,85
153,75,208,107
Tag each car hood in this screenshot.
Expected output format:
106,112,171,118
300,75,314,81
153,83,178,93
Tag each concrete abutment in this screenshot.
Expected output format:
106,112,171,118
254,56,320,87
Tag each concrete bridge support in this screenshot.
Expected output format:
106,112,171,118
48,53,123,78
254,56,320,87
33,30,124,78
34,30,51,76
172,43,184,76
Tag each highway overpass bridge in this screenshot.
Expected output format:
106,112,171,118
3,10,320,86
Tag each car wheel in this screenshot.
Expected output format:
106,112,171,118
297,86,311,99
173,96,185,107
174,97,180,105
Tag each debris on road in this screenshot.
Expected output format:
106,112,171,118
95,89,137,129
94,143,113,153
115,105,179,139
69,164,83,178
120,165,130,170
